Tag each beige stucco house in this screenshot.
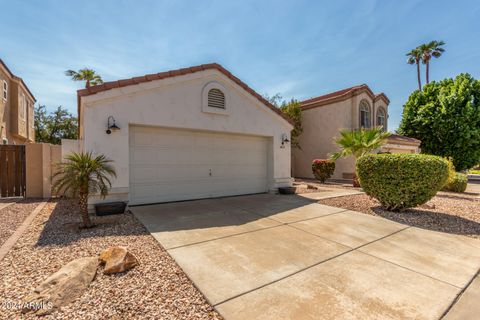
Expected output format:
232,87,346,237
75,63,294,207
293,84,420,181
0,58,35,144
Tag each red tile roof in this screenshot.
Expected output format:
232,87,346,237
77,63,293,125
386,134,421,145
300,84,389,110
0,58,36,101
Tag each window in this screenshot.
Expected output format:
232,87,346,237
359,100,371,128
377,107,386,130
2,81,6,101
19,94,26,120
207,88,225,109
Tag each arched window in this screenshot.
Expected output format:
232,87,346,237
376,107,386,130
207,88,225,109
359,100,371,128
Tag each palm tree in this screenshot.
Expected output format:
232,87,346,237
331,127,390,186
53,152,116,228
406,48,423,91
65,68,104,88
418,40,445,84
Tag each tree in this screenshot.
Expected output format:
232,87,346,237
53,152,116,228
406,48,423,91
264,94,303,149
331,127,391,160
34,105,78,144
418,40,445,84
398,73,480,171
331,127,390,186
65,68,103,87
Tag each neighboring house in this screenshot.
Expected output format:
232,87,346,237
382,134,421,154
76,63,293,206
293,84,419,181
0,58,36,144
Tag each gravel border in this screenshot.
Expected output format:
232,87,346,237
318,193,480,238
0,199,223,319
0,199,44,247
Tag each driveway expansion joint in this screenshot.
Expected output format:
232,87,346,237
214,225,412,307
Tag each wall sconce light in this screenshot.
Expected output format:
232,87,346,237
281,133,290,148
106,116,120,134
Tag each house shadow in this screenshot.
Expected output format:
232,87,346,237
35,198,150,247
370,205,480,238
129,193,317,233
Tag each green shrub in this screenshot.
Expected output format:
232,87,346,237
442,158,468,192
312,159,335,183
443,172,468,192
356,154,449,211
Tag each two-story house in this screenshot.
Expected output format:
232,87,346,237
293,84,419,181
0,58,36,144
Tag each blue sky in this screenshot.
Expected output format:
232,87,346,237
1,0,479,130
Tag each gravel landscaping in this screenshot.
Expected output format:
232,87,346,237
0,199,43,247
0,199,223,319
318,193,480,238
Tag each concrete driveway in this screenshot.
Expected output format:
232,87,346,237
132,193,480,320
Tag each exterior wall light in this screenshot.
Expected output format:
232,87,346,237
281,133,290,148
106,116,120,134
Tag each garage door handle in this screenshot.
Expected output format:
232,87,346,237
209,169,212,176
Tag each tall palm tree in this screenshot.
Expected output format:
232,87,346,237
53,152,116,228
65,68,104,88
331,127,390,186
406,48,423,91
418,40,445,84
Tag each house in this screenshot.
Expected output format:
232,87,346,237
75,63,294,206
293,84,420,181
0,58,36,144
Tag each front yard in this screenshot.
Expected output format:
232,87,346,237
318,191,480,238
0,199,222,320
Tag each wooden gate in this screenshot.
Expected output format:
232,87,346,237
0,145,26,197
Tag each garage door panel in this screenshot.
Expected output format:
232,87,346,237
129,126,268,205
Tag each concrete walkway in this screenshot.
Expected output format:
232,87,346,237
132,193,480,320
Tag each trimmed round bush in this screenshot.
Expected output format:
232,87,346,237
356,154,449,211
312,159,335,183
443,172,468,193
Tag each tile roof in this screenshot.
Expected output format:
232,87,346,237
77,63,293,125
300,84,389,110
0,58,36,101
386,134,421,145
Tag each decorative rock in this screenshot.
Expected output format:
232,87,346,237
22,257,98,315
99,246,138,274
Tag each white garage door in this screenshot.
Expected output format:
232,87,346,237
129,126,269,205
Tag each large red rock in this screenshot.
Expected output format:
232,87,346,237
99,246,138,274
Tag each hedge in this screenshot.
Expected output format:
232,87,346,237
312,159,335,183
356,154,449,211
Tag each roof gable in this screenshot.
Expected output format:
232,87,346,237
77,63,293,126
300,84,389,110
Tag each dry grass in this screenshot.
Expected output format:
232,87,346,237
0,199,222,320
318,193,480,238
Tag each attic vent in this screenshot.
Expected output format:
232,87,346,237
208,88,225,109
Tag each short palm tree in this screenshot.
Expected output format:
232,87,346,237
65,68,104,88
418,40,445,84
331,127,390,186
406,48,423,91
53,152,116,228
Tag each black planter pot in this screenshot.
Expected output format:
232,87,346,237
95,202,127,216
278,186,296,195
